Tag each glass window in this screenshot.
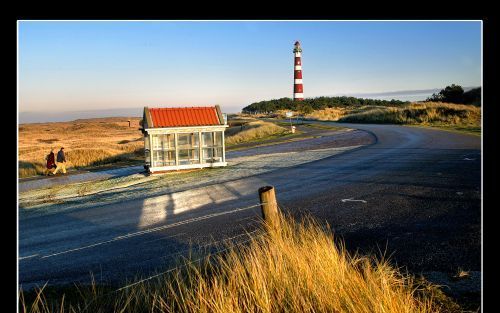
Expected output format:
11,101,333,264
177,133,200,165
178,133,199,147
214,131,223,146
150,134,176,167
202,147,213,161
179,149,200,165
164,134,175,150
202,132,213,147
201,131,224,163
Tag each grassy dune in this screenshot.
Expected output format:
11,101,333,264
225,120,289,146
338,102,480,126
296,102,480,134
305,107,349,121
18,118,144,178
20,214,459,313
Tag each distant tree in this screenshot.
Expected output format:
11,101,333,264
463,87,481,106
427,84,465,104
300,103,314,114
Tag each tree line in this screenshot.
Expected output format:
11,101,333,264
426,84,481,106
242,84,481,114
242,96,409,114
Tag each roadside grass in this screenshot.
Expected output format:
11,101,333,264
337,102,480,126
225,120,290,146
19,174,156,208
408,124,481,136
19,167,230,210
274,121,346,132
300,123,346,131
271,102,480,136
19,213,459,313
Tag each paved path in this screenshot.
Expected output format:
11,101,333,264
19,123,480,307
18,166,145,193
18,124,351,193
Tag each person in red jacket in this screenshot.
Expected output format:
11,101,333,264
45,149,56,176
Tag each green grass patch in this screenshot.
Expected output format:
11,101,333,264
301,123,345,131
408,124,481,136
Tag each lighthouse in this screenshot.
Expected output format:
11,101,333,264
293,41,304,101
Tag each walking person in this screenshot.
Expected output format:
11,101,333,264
53,147,67,175
45,149,56,176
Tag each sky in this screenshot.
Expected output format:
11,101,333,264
18,21,481,122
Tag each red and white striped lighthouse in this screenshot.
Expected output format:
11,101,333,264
293,41,304,101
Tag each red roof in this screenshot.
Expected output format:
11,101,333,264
147,106,222,128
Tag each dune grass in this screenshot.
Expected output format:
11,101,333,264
337,102,480,126
286,102,481,135
19,118,290,178
20,214,458,313
18,118,144,178
225,120,289,146
305,107,349,121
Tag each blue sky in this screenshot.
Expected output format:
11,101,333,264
19,21,481,117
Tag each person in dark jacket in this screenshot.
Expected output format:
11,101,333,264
45,149,56,176
53,147,67,175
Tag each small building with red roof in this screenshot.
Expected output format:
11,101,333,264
142,105,228,173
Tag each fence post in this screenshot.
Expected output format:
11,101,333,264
259,186,279,227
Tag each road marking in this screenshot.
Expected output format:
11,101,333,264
456,192,463,195
141,232,186,245
463,158,475,161
40,203,260,259
341,198,367,203
19,254,39,260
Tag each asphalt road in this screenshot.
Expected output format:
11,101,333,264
19,123,480,305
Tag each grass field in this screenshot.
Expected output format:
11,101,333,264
337,102,480,126
18,118,291,178
20,213,460,313
300,102,480,134
18,118,145,178
225,120,289,146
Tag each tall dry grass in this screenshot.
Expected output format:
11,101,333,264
338,102,480,126
225,121,288,145
20,214,455,313
18,118,144,177
305,107,349,121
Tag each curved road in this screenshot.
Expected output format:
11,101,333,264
19,122,480,304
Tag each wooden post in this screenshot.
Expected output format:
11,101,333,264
259,186,279,227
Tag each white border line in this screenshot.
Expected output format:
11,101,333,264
16,20,20,313
17,20,482,22
17,21,483,310
480,19,483,310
